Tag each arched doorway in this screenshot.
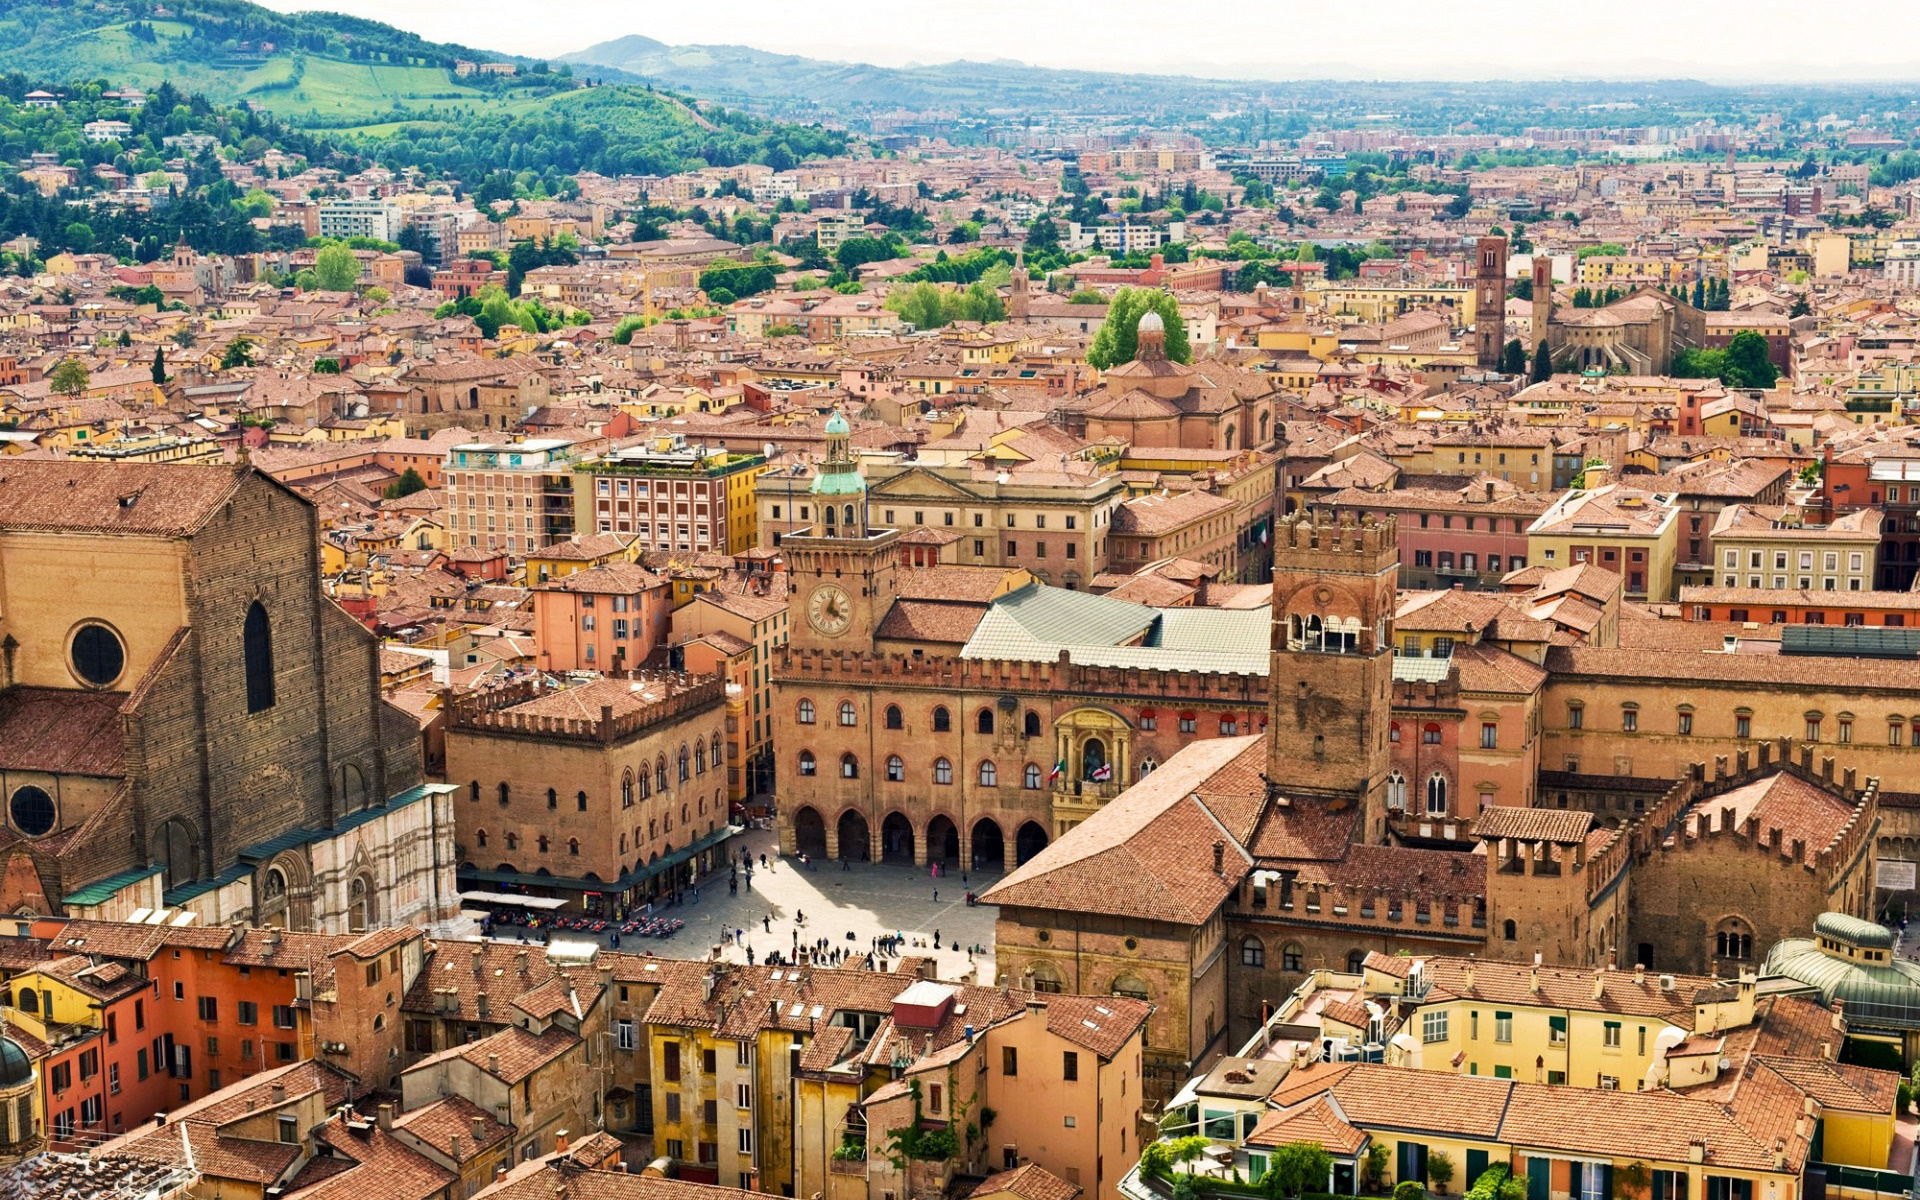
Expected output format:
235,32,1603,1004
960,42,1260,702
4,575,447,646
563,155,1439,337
881,812,915,865
837,810,870,862
1015,821,1049,865
926,815,959,866
970,818,1005,871
793,807,827,859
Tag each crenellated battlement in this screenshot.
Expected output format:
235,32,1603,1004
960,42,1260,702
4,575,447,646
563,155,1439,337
773,645,1269,702
446,674,727,744
1271,509,1398,567
1644,738,1881,880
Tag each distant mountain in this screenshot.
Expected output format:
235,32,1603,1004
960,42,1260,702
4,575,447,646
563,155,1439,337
558,36,1244,119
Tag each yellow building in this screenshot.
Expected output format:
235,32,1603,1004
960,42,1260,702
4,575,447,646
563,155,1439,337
1311,283,1478,327
1576,255,1694,287
1526,483,1679,601
524,531,644,584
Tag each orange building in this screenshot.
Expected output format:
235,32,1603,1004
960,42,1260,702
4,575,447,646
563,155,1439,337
531,561,672,674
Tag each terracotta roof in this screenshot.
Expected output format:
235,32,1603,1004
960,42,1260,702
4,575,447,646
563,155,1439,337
874,599,989,644
0,686,128,777
983,737,1257,924
392,1095,511,1160
972,1163,1083,1200
0,460,248,536
1474,805,1596,845
1245,1096,1369,1154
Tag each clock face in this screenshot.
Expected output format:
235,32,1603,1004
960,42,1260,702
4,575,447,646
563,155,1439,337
807,584,853,637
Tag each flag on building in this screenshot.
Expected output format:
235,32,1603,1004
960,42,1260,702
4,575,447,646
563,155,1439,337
1049,760,1065,783
1092,762,1112,782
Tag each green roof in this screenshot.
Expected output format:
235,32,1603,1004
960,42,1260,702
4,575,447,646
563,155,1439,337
1816,911,1896,950
62,864,161,909
1762,933,1920,1032
961,583,1270,675
808,468,866,496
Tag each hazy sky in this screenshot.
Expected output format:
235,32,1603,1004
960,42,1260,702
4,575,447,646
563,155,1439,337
258,0,1918,81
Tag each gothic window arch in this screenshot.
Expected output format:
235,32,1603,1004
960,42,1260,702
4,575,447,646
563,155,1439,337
1281,943,1304,972
622,771,634,808
1024,711,1042,737
931,706,951,732
348,873,376,933
154,818,199,890
1425,773,1448,815
976,709,995,734
978,760,997,787
933,757,953,785
840,753,859,779
244,601,275,713
678,746,690,782
1240,937,1265,967
798,699,816,725
839,701,858,727
1024,763,1042,789
798,751,817,777
886,756,905,782
1387,771,1408,811
885,705,903,730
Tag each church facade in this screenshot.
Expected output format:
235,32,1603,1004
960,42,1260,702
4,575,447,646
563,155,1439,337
0,462,455,934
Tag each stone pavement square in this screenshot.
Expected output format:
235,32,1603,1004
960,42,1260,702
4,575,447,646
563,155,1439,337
664,826,1002,983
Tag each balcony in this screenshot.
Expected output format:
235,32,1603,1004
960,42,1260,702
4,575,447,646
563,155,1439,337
830,1157,868,1177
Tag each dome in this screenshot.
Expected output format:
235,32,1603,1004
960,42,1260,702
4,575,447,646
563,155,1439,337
824,411,850,436
1136,310,1165,334
0,1037,32,1089
1816,911,1894,951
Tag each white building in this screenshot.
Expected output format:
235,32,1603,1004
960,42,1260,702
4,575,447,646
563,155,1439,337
82,120,133,144
319,198,402,243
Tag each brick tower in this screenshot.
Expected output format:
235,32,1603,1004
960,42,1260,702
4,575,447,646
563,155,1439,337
1266,511,1400,841
1473,235,1509,370
1530,255,1554,353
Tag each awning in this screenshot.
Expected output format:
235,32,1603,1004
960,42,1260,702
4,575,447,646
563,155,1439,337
457,824,743,895
459,890,567,911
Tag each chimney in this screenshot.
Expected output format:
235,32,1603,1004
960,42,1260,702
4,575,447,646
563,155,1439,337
1592,969,1606,1001
1463,956,1475,993
517,949,529,975
450,1133,463,1160
556,1130,570,1154
376,1103,393,1131
270,1084,286,1104
472,1115,487,1140
1213,840,1225,875
472,946,484,976
487,1052,501,1076
495,1165,509,1183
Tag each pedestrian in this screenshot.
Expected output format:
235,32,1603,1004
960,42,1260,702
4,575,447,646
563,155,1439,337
932,888,938,902
760,853,768,869
842,857,850,872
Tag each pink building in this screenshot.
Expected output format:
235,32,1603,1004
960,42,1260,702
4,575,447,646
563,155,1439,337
533,561,671,673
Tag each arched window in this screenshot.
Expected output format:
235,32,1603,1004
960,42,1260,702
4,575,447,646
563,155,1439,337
798,751,817,776
797,699,816,725
1503,919,1517,941
475,829,488,849
17,990,35,1014
976,709,995,734
542,835,552,853
1027,962,1065,994
885,705,903,730
842,504,855,528
933,757,953,785
655,757,668,793
695,743,706,774
568,838,580,856
244,601,275,713
1111,975,1150,1004
1715,918,1753,961
1422,722,1442,745
622,772,634,808
1024,763,1042,789
711,733,722,766
469,781,480,802
639,772,652,800
839,701,858,727
498,782,510,806
1138,757,1157,778
840,753,859,779
546,788,558,810
1386,771,1407,811
1425,773,1448,816
348,875,375,932
932,706,951,732
678,747,690,782
1281,944,1304,971
505,832,518,851
1023,711,1042,737
577,790,587,812
1240,937,1265,967
886,755,905,782
978,760,997,787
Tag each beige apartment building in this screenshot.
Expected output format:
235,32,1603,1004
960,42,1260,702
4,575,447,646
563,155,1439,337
1709,504,1881,592
1526,483,1680,601
759,459,1127,590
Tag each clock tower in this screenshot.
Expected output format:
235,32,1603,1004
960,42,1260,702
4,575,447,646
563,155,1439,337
780,410,900,651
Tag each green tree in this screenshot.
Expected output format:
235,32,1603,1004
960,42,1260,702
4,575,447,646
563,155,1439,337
382,467,428,499
49,358,90,400
1789,293,1811,318
1724,330,1779,389
63,222,95,254
1067,288,1106,305
1531,339,1554,384
221,338,255,370
1261,1142,1336,1200
1500,338,1526,375
890,281,950,330
314,243,361,292
151,347,167,385
1692,279,1706,308
1087,288,1191,368
1427,1151,1456,1193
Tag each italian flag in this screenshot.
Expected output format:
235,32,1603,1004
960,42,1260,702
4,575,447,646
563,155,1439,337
1048,760,1065,784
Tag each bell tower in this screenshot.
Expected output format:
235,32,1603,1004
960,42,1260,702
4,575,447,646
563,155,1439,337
1531,255,1554,356
1473,235,1509,370
1266,511,1398,841
781,410,900,651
